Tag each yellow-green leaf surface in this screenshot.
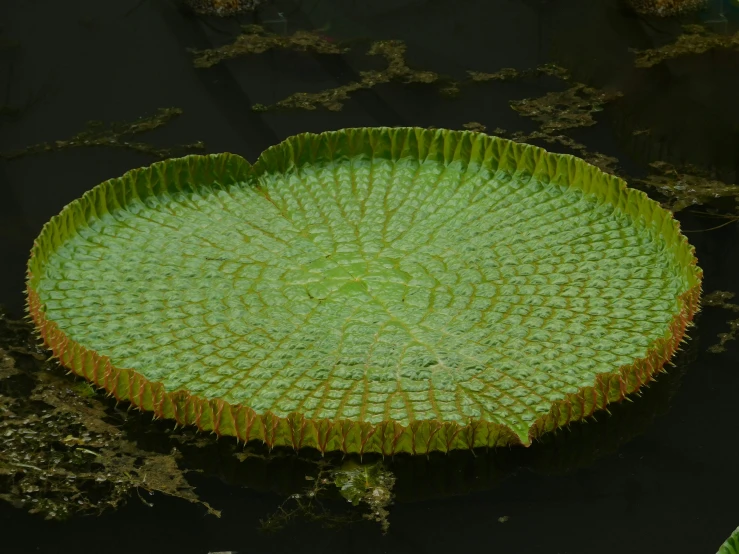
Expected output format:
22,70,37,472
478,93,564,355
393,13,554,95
26,127,702,455
719,527,739,554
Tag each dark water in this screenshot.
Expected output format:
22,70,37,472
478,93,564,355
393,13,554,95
1,1,738,553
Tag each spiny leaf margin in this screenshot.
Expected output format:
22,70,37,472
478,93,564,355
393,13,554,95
25,127,702,455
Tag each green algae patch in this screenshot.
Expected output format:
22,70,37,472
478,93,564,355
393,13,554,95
26,127,702,455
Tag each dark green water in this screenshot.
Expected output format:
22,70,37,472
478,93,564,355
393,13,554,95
1,1,738,553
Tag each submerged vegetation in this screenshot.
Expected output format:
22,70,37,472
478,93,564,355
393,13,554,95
1,108,205,160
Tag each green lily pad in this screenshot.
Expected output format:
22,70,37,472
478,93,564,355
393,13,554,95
26,127,702,455
719,527,739,554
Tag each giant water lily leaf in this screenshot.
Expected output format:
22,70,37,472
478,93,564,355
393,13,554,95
719,527,739,554
26,127,702,455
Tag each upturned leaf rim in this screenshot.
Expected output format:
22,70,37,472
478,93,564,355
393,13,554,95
26,127,703,455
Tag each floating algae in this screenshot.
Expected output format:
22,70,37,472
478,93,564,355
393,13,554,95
627,0,707,16
191,25,348,69
701,291,739,354
184,0,264,16
0,310,219,520
252,40,443,112
510,83,622,133
191,24,606,117
261,459,395,534
467,65,623,175
635,161,739,212
632,24,739,68
1,108,205,160
0,307,392,531
249,43,572,112
467,63,570,83
334,461,395,534
462,121,487,132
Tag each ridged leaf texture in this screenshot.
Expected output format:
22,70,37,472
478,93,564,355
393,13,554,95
26,127,702,455
719,527,739,554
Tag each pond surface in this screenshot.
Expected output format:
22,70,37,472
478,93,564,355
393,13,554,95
1,1,738,553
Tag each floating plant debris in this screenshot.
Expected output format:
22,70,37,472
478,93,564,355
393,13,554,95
333,460,395,534
632,25,739,68
701,291,739,354
252,40,443,111
0,310,219,520
635,161,739,212
510,84,622,133
195,25,600,117
191,25,348,69
462,121,487,132
467,63,570,83
261,459,395,533
467,67,623,176
493,128,621,176
248,37,573,112
627,0,707,16
184,0,264,16
1,107,205,160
